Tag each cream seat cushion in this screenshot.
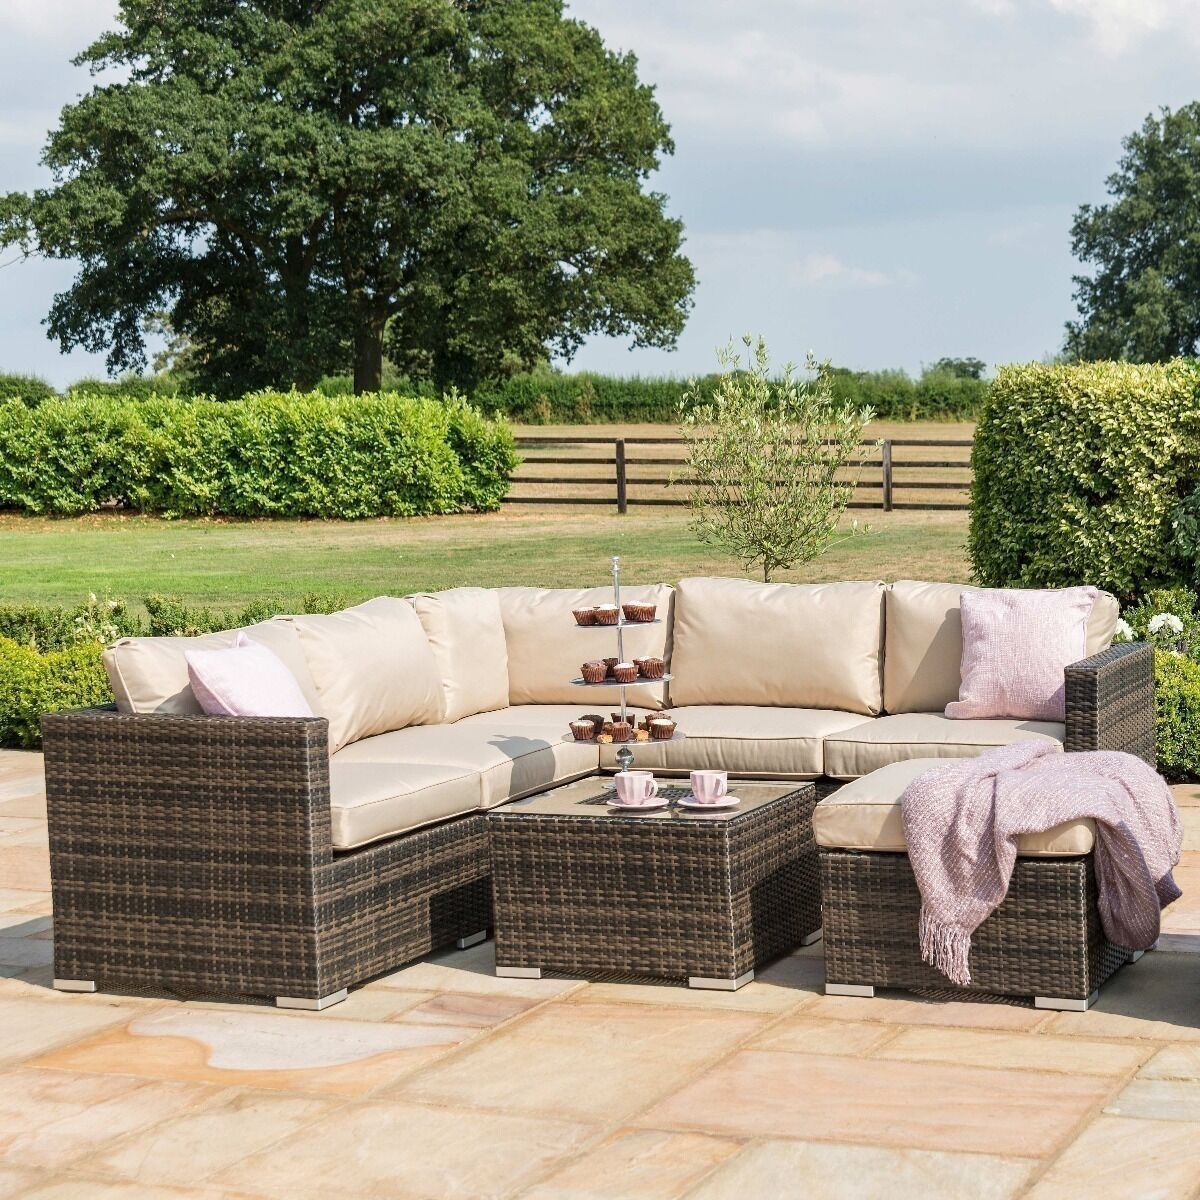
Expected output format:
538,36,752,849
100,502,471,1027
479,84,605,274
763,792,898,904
669,578,885,715
597,706,867,777
285,597,443,753
409,588,509,722
823,713,1064,780
497,585,672,708
329,761,481,850
883,580,1121,714
813,758,1094,856
103,619,321,716
333,720,598,807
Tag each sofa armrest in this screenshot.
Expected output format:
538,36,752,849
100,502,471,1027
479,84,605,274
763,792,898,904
41,706,334,870
1064,643,1155,766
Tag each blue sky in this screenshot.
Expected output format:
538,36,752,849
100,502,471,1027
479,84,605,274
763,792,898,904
3,0,1200,385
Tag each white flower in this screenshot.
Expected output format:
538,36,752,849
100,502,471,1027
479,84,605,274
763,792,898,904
1113,618,1135,643
1148,613,1185,636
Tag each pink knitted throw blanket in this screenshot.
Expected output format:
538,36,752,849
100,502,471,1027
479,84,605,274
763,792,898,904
900,742,1183,986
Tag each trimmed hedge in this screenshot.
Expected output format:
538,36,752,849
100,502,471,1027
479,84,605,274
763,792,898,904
0,391,517,518
1152,649,1200,781
970,361,1200,599
0,638,111,749
473,369,988,424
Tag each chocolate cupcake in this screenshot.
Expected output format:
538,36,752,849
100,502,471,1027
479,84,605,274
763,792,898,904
593,603,620,626
570,720,598,742
603,657,620,677
610,719,634,743
572,607,597,627
635,656,665,680
649,717,677,741
582,713,606,734
581,660,608,684
612,661,638,684
622,601,657,623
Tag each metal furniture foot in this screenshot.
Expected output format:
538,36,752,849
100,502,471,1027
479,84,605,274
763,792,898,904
1034,991,1097,1012
53,978,96,993
800,928,823,946
1130,950,1145,962
826,982,874,997
276,989,348,1011
456,930,487,949
688,970,754,991
496,966,542,979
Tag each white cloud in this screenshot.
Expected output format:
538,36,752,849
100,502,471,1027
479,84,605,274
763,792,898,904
1046,0,1200,54
791,253,894,289
1,0,113,41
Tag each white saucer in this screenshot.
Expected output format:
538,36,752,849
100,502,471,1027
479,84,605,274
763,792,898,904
607,799,670,811
676,795,740,810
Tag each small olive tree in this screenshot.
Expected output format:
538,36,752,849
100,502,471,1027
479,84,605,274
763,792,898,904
678,336,873,582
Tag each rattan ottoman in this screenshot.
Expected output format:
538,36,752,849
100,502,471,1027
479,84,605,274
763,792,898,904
487,778,821,990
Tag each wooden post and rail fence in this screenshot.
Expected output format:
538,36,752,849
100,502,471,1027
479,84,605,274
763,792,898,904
504,436,973,513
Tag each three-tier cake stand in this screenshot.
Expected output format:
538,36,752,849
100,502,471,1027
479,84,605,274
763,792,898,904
569,555,683,771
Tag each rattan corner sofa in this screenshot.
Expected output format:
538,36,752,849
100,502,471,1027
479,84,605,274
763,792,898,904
42,578,1154,1010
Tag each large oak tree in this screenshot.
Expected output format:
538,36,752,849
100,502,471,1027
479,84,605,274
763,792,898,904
1,0,695,394
1066,103,1200,363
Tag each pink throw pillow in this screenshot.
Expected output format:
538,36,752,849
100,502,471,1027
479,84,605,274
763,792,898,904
946,587,1097,722
185,632,315,718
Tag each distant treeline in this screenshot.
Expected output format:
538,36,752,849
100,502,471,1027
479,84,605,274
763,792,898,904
0,360,989,424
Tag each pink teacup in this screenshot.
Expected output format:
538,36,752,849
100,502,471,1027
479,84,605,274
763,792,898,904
690,770,729,805
614,770,659,806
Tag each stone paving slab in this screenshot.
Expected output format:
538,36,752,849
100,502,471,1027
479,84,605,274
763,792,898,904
0,750,1197,1198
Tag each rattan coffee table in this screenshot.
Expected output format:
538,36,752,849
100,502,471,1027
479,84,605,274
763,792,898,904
487,778,820,990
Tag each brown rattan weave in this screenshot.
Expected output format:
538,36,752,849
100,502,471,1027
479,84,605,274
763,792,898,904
488,782,820,983
42,707,491,1002
820,849,1134,1001
1065,642,1156,764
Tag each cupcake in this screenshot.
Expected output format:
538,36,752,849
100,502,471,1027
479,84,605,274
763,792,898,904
603,657,620,677
582,713,606,734
570,720,598,742
612,662,638,684
581,660,608,684
593,603,620,626
610,720,634,743
649,717,676,741
572,607,597,627
634,656,665,680
622,601,657,623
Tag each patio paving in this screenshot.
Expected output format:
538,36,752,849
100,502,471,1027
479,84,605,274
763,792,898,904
2,748,1200,1199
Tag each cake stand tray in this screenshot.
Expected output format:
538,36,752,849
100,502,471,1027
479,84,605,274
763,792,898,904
571,674,674,687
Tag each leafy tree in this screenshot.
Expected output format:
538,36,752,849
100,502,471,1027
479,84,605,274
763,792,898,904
924,356,985,380
1066,104,1200,362
0,0,694,396
678,337,873,583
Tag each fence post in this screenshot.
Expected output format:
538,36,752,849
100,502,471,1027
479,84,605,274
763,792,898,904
881,439,893,512
614,438,628,514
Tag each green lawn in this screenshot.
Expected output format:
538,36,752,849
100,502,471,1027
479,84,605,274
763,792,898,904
0,509,970,609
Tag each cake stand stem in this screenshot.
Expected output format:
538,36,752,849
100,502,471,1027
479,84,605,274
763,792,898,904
611,554,634,770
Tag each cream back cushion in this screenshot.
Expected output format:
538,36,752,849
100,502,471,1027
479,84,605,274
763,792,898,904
669,577,886,715
883,580,1121,715
497,585,673,708
103,619,320,716
409,587,509,723
284,597,443,752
